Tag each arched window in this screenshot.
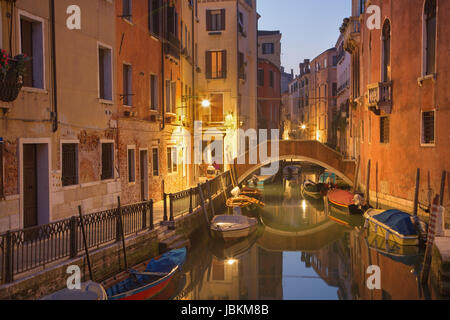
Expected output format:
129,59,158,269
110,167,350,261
424,0,437,75
382,20,391,82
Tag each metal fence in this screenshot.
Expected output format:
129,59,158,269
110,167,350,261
164,171,233,221
0,200,153,284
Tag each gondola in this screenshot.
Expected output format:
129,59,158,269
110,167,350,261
327,188,368,215
301,180,328,199
102,247,187,300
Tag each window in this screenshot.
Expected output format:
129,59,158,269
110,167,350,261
211,93,224,122
238,11,244,34
382,20,391,81
122,0,132,21
206,50,227,79
123,64,132,106
101,143,114,180
262,43,274,55
257,69,264,86
150,74,158,110
324,59,327,68
20,15,44,89
206,9,225,31
167,147,177,173
239,52,245,80
62,144,78,187
99,46,113,101
380,117,390,144
424,0,436,75
165,80,176,114
152,148,159,176
127,148,135,183
269,70,274,88
422,111,435,145
149,0,161,35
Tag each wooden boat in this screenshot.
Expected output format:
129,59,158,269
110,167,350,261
240,186,263,199
366,232,420,266
363,209,422,246
226,195,265,212
210,215,258,242
301,180,328,199
328,205,365,228
102,247,187,300
327,189,368,215
42,281,107,300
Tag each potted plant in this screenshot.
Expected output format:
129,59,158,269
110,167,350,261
0,49,30,102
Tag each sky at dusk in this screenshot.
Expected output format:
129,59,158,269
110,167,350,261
257,0,352,76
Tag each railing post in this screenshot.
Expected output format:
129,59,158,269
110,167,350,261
169,193,174,222
142,202,147,230
4,231,13,284
150,200,154,230
189,188,193,214
163,193,168,222
116,201,121,242
69,216,78,258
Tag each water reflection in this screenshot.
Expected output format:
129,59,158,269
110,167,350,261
162,179,437,300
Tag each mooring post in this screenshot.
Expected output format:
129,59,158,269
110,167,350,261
421,195,440,285
78,206,94,281
117,197,129,271
149,200,154,230
198,183,211,229
439,170,446,206
413,168,420,216
365,159,371,206
353,155,360,193
207,180,216,217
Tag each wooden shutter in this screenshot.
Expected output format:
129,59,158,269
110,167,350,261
206,10,212,31
220,9,226,30
62,144,78,187
102,143,114,180
205,51,212,79
221,50,227,78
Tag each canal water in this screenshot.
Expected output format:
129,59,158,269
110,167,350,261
155,175,432,300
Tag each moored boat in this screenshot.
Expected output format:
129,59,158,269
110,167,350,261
210,215,258,242
102,247,187,300
301,180,328,199
226,195,265,213
327,188,368,215
41,281,107,300
363,209,423,246
328,206,365,228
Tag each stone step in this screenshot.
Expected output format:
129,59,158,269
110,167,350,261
167,238,191,251
157,230,177,242
159,234,187,252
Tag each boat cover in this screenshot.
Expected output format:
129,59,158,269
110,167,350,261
106,248,186,298
328,189,355,206
371,210,418,236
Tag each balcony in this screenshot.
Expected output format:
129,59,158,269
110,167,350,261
164,32,180,60
367,81,393,115
343,17,361,53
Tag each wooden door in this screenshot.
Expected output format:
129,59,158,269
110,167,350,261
140,150,148,201
23,144,38,229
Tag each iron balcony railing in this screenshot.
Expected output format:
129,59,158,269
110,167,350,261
164,32,180,60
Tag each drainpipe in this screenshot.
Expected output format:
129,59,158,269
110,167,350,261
160,2,166,131
191,2,196,183
50,0,58,133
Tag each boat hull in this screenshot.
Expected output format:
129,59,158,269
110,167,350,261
364,209,419,246
211,224,257,242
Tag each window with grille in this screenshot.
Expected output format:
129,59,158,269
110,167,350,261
206,9,225,31
152,148,159,176
424,0,436,75
62,144,78,187
101,143,114,180
206,50,227,79
380,117,390,144
422,111,435,145
128,148,135,183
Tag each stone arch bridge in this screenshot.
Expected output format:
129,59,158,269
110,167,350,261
232,140,356,185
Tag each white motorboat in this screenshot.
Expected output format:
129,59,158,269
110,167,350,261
210,215,258,242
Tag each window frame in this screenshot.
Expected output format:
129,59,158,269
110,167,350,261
150,73,158,111
420,109,436,147
122,63,133,107
127,146,136,184
152,147,160,177
98,42,114,102
379,116,390,144
101,141,115,181
18,10,45,90
60,141,80,188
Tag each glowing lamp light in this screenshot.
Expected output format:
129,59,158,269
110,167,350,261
227,259,237,266
301,124,307,130
201,99,211,108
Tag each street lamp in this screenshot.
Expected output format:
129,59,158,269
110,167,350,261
201,99,211,108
